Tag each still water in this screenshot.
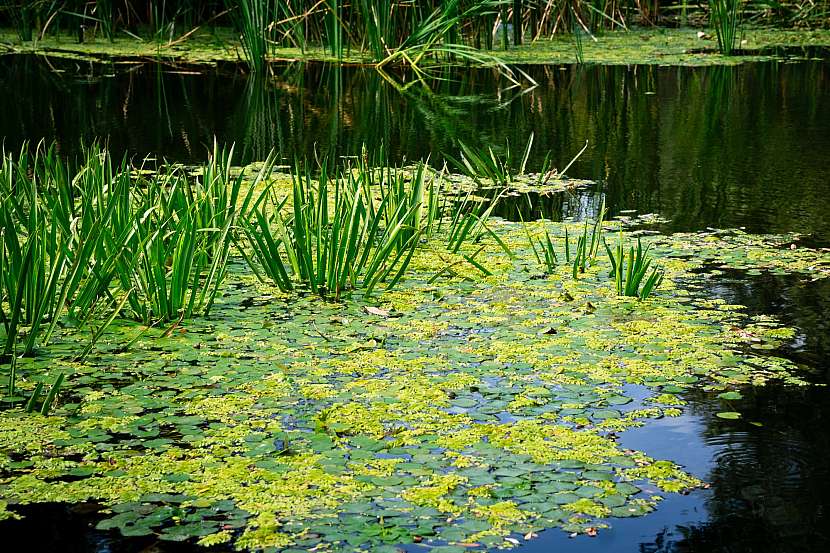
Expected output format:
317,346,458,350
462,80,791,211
2,55,829,240
1,54,829,553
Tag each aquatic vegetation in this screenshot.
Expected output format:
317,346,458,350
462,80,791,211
243,159,430,299
3,1,820,60
23,372,63,415
4,26,829,68
710,0,743,54
525,225,560,274
95,0,114,42
0,142,268,361
0,144,93,356
227,0,275,71
521,193,603,277
2,148,830,550
72,143,255,325
604,227,664,300
565,200,606,280
450,133,537,188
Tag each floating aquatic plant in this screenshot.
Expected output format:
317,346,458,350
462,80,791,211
1,142,829,552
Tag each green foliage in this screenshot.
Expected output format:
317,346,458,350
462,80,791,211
227,0,276,70
525,225,559,273
441,187,511,257
710,0,743,54
565,199,606,279
0,142,256,363
1,209,821,547
23,372,63,414
96,0,114,42
603,226,664,300
1,144,79,356
241,158,427,299
450,133,534,188
115,144,250,323
0,1,821,57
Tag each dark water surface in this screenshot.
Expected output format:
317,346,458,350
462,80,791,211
2,54,829,240
1,54,829,553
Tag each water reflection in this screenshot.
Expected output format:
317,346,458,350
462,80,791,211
1,56,828,240
2,54,830,553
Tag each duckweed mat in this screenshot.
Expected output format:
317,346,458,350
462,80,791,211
2,27,829,67
2,219,829,552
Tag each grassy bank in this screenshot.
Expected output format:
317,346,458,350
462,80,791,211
2,26,829,67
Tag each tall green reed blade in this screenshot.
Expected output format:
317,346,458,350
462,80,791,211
518,209,558,274
96,0,114,42
3,338,17,400
710,0,742,55
39,372,64,415
243,155,426,300
567,198,605,279
228,0,275,71
24,381,43,413
603,226,664,300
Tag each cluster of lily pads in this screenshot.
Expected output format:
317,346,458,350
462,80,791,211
0,143,504,407
1,144,829,551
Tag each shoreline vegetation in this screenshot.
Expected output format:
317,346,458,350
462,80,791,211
1,26,829,67
1,1,828,70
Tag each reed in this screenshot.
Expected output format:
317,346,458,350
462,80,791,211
227,0,275,70
23,372,64,415
0,144,78,356
242,157,425,299
2,340,18,403
564,199,606,279
114,144,253,322
0,141,259,364
1,1,815,54
710,0,742,55
442,187,512,256
603,226,664,300
96,0,114,41
524,223,559,274
450,133,534,188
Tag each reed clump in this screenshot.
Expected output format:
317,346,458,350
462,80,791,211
1,141,512,369
241,158,432,299
709,0,743,55
0,142,259,363
4,2,816,69
604,226,664,300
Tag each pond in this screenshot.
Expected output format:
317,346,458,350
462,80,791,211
1,53,829,553
2,55,829,240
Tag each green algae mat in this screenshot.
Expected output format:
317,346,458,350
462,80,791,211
2,210,829,551
2,27,829,67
